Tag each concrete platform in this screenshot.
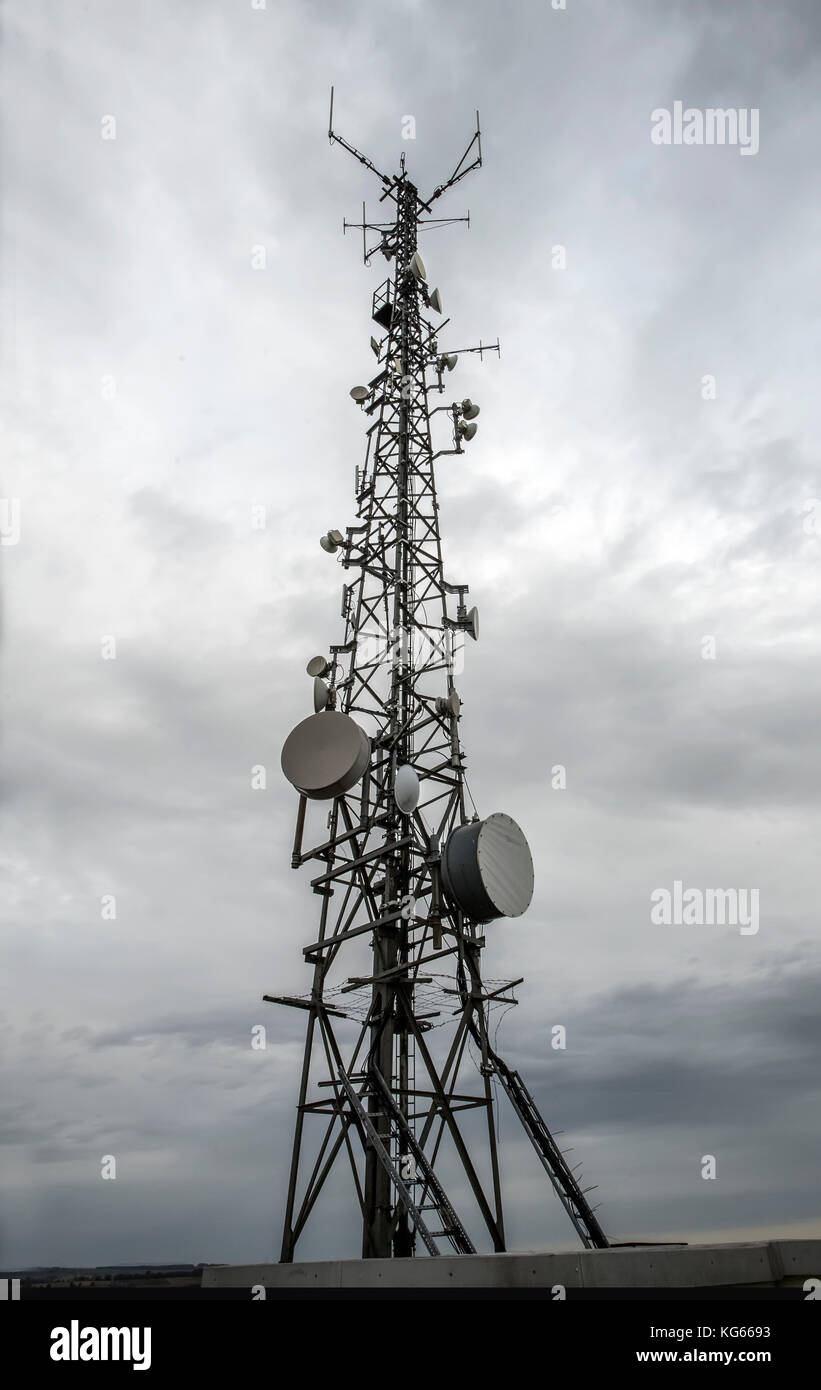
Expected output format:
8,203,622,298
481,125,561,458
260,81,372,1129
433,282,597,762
202,1240,821,1291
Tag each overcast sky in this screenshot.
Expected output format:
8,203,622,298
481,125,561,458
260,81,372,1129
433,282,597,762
1,0,819,1269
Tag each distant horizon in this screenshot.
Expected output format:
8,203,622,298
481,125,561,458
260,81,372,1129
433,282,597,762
8,1215,821,1273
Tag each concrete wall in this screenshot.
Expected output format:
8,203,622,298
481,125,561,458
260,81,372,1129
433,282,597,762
202,1240,821,1290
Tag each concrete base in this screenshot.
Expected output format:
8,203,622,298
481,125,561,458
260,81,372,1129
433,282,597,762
202,1240,821,1291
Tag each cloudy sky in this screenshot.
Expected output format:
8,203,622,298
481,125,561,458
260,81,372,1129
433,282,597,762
1,0,819,1269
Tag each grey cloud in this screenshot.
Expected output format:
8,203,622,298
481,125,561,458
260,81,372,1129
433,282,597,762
1,0,819,1267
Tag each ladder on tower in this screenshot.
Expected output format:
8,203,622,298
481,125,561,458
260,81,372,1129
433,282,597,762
486,1049,609,1249
337,1065,476,1256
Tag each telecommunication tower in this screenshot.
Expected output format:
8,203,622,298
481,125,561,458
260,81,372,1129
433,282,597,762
270,93,608,1261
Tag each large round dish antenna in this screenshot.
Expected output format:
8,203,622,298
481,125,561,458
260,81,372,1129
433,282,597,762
440,812,534,922
281,710,370,800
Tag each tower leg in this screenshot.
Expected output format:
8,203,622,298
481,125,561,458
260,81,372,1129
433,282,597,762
280,1007,318,1263
362,928,398,1257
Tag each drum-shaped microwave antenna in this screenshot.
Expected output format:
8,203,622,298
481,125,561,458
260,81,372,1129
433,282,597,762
281,710,370,801
440,812,534,922
436,689,461,718
394,763,420,815
350,385,370,403
306,655,330,678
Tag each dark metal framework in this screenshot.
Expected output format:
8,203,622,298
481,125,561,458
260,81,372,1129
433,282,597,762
270,94,608,1261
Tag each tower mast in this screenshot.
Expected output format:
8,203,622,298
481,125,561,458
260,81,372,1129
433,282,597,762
271,94,608,1261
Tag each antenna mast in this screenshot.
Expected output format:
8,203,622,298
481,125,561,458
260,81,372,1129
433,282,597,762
271,93,608,1260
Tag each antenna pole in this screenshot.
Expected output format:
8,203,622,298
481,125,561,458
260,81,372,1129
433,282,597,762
326,87,393,189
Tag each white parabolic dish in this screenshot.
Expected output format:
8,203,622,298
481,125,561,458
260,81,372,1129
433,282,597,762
281,710,370,800
394,763,420,815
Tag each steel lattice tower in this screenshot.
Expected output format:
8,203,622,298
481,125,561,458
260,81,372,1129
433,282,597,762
270,95,608,1262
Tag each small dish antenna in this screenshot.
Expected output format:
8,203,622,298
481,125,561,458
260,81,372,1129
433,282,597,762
406,250,427,283
466,606,479,641
429,288,443,314
436,689,461,718
350,385,370,403
394,764,420,815
461,398,480,420
306,655,330,678
457,421,478,442
319,528,345,553
313,676,331,712
441,353,458,372
370,336,381,358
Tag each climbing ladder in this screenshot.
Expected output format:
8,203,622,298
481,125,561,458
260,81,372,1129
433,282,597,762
337,1064,476,1256
487,1050,608,1249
